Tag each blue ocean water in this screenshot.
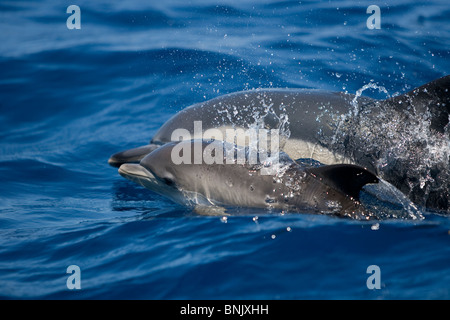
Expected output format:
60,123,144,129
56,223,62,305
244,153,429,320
0,0,449,299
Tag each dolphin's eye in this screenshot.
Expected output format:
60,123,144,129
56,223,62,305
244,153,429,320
163,177,175,187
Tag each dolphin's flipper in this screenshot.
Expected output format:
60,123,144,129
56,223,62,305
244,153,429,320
306,164,379,201
108,144,160,167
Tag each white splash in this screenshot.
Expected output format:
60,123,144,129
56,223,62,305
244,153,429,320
351,82,389,116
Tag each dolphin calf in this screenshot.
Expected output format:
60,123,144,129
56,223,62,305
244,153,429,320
117,140,422,220
109,76,449,212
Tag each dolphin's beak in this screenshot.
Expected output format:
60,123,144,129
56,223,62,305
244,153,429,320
118,163,153,180
108,144,160,167
118,163,157,189
119,163,156,189
118,163,174,196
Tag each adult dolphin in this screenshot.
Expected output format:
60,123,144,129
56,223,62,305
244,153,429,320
109,76,450,212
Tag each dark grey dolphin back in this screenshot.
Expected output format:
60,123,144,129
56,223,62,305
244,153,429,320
386,75,450,211
355,75,450,211
386,75,450,134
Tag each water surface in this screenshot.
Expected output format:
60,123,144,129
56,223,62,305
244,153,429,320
0,0,449,299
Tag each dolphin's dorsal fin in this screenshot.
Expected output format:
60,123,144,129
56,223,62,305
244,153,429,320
387,75,450,133
306,164,379,201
